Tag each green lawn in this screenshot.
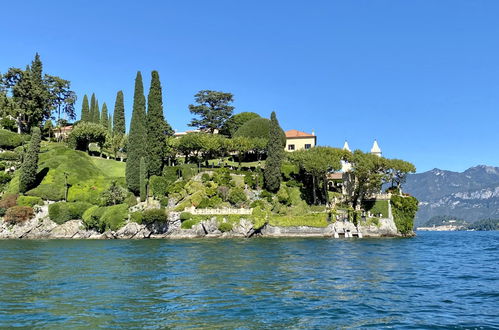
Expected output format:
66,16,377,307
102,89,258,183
269,213,329,227
91,157,125,177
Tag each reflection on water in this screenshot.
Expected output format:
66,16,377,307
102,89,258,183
0,232,498,328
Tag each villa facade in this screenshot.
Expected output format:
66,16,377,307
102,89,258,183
284,129,316,152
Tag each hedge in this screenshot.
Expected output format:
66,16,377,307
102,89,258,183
150,175,169,198
0,151,18,161
390,195,418,235
218,222,233,232
82,204,128,232
17,196,43,207
0,129,26,149
142,208,168,225
0,194,18,209
4,206,34,224
48,201,93,224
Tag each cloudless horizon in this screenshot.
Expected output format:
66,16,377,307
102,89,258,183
2,0,498,173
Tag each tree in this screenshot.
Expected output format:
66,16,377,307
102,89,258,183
100,102,109,129
140,157,147,202
113,90,126,135
93,99,100,124
230,136,253,168
387,159,416,190
176,132,205,164
220,112,260,137
188,90,234,133
43,120,53,139
68,122,107,152
234,117,286,146
146,71,172,176
89,93,97,123
80,94,90,122
264,112,285,192
126,71,147,194
45,75,77,125
19,127,41,193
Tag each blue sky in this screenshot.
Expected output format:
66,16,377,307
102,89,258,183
2,0,499,173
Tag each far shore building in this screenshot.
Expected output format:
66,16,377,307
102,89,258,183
54,125,73,140
285,129,316,152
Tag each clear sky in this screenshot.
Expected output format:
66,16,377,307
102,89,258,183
2,0,498,173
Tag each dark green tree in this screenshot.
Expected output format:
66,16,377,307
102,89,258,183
100,102,109,129
89,93,97,123
146,71,173,176
113,90,126,135
188,90,234,133
108,114,112,133
220,111,260,137
45,75,77,125
68,122,107,152
93,99,100,124
81,94,90,122
19,127,41,193
264,112,285,192
126,71,147,194
140,157,147,202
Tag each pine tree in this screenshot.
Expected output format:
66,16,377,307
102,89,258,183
89,93,96,124
101,102,109,129
108,114,113,133
140,156,147,202
80,94,90,122
264,111,285,192
93,99,101,124
126,71,147,194
146,70,172,176
113,90,126,135
19,127,41,193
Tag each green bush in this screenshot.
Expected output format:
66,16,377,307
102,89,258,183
181,218,199,229
260,190,273,202
142,208,167,225
362,200,389,218
17,196,43,207
228,187,247,206
0,194,18,209
83,204,128,232
48,201,93,224
0,161,6,171
130,211,143,224
4,206,34,224
0,172,12,185
180,164,197,180
0,207,6,217
218,222,233,232
162,166,179,184
159,196,169,207
213,169,234,186
180,212,192,221
201,173,211,182
0,151,18,161
0,118,17,132
125,193,138,207
150,175,169,197
198,195,223,208
0,129,26,149
281,162,299,180
390,195,418,235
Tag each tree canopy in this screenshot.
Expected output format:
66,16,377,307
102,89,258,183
220,112,260,137
188,90,234,133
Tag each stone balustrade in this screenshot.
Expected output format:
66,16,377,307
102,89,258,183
183,206,253,215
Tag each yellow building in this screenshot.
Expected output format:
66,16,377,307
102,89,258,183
285,129,316,152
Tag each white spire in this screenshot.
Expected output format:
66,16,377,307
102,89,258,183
370,140,382,157
343,140,351,152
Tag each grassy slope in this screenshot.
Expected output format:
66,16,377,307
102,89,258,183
8,143,125,204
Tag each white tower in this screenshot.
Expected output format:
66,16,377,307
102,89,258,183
341,140,352,172
342,140,351,152
370,140,382,157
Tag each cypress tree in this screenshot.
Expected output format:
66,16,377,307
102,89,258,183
113,90,126,135
89,93,96,123
101,102,109,129
264,111,285,192
126,71,147,194
146,70,172,176
93,99,101,124
108,114,113,133
81,94,90,122
19,127,41,193
140,156,147,202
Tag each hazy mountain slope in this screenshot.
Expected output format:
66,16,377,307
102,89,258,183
404,165,499,226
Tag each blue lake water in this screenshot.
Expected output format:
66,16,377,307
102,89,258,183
0,231,498,328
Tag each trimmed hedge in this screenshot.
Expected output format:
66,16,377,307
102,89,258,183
0,129,26,149
218,222,233,232
180,212,192,221
17,196,43,207
150,175,169,198
142,209,167,225
82,204,128,232
0,151,18,161
48,202,93,224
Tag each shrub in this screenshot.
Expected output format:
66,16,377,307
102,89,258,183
130,211,143,224
0,151,18,161
281,162,299,180
218,222,233,233
180,164,196,180
180,212,192,221
198,195,223,208
17,196,43,207
217,185,230,201
150,175,169,198
0,194,18,209
0,161,6,171
100,181,127,206
68,122,107,151
0,207,6,217
0,129,25,149
391,195,418,235
159,197,169,207
4,206,34,224
213,169,234,186
125,193,138,207
0,172,12,185
162,166,179,184
83,204,128,232
244,173,255,188
142,208,167,225
0,118,17,132
228,187,247,206
260,190,273,202
48,202,93,224
181,219,199,229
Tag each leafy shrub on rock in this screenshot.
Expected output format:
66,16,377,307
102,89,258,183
390,195,418,235
228,187,247,206
150,175,169,198
142,209,167,225
4,206,34,224
100,181,127,206
0,194,18,209
49,202,93,224
17,196,43,207
0,172,12,185
218,222,233,232
180,212,192,221
82,204,128,232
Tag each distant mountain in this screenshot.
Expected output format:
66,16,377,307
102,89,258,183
404,165,499,226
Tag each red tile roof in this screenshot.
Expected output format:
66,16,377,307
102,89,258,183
285,129,315,138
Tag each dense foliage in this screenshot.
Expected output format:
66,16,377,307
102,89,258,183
390,195,418,235
48,201,93,224
264,112,285,192
68,122,107,152
113,90,126,136
220,112,260,137
188,90,234,133
19,127,41,193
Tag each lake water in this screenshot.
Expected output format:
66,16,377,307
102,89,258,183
0,232,498,328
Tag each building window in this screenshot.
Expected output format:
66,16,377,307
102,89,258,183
288,144,295,151
305,144,311,149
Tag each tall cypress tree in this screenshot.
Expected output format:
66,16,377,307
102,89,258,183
113,90,126,135
81,94,90,122
101,102,109,129
140,157,147,202
89,93,96,124
93,99,101,124
126,71,147,194
146,71,172,176
264,111,285,192
19,127,41,193
108,114,113,133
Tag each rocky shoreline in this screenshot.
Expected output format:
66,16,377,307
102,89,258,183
0,205,406,239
